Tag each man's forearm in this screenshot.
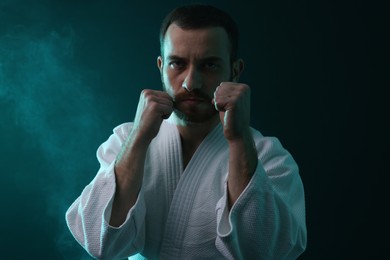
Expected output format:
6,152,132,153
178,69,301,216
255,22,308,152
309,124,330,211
227,129,258,209
110,129,150,227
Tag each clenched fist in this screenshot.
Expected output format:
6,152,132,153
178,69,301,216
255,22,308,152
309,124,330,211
213,82,251,141
133,89,174,142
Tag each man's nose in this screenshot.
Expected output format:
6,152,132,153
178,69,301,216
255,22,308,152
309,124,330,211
182,67,201,92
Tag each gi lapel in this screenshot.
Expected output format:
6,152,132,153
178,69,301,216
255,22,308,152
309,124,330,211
159,122,226,259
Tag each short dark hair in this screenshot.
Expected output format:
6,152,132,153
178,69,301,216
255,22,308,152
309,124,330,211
159,4,239,62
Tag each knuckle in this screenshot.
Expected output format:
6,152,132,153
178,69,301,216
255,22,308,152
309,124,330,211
141,89,153,98
239,83,250,90
238,84,250,95
149,101,159,110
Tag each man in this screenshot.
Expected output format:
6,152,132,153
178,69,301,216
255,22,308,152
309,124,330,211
66,4,307,259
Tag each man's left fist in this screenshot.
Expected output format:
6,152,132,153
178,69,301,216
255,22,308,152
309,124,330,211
212,82,251,141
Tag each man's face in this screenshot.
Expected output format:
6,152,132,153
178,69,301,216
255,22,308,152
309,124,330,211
158,24,234,124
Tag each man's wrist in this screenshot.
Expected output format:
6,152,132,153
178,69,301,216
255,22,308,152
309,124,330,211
228,128,258,175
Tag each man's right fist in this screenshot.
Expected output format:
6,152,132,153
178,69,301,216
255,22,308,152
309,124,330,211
132,89,173,142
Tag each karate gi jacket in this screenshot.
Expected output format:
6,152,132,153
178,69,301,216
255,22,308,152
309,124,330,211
66,120,307,259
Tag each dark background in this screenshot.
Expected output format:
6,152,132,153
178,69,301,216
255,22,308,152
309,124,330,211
0,0,387,259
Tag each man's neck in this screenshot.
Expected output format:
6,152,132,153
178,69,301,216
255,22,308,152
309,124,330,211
173,115,220,169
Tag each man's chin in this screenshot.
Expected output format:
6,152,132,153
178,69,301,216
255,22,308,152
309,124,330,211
170,109,218,126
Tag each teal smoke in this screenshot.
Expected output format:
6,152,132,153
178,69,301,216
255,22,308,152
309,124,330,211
0,25,104,259
0,0,160,257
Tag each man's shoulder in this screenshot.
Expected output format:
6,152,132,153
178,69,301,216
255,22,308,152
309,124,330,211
112,122,134,136
250,126,264,140
249,127,286,153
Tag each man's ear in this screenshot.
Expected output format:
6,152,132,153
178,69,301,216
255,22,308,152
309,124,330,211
157,56,163,73
232,59,244,82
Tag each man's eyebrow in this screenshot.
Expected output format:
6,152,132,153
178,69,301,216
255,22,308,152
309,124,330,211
166,55,184,61
201,56,224,62
166,55,223,61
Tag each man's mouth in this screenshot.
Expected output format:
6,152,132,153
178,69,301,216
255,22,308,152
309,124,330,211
182,97,204,101
175,94,206,102
179,97,204,105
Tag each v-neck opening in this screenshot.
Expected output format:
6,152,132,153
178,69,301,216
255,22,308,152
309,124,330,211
180,123,223,175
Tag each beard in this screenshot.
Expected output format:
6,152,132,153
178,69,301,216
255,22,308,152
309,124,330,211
161,80,218,125
160,67,234,125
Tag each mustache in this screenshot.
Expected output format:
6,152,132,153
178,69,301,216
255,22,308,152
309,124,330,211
173,89,213,103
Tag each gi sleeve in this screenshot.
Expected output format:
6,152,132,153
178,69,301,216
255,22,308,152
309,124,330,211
65,123,146,259
215,136,307,260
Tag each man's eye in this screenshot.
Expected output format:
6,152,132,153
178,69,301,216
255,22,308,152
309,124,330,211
204,63,218,70
169,61,184,69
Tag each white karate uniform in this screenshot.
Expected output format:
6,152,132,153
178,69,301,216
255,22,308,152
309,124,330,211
66,120,307,259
